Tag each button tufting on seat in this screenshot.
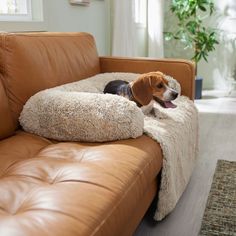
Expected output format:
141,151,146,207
0,132,162,236
35,143,90,162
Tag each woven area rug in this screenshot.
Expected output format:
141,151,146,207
199,160,236,236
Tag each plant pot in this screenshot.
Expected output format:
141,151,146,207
195,77,203,99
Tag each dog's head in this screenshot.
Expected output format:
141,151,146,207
131,71,178,108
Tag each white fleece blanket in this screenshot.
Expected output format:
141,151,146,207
55,72,198,220
145,96,198,220
20,73,198,220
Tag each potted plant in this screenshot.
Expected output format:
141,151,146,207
164,0,219,99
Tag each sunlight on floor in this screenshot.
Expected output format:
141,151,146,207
195,90,236,114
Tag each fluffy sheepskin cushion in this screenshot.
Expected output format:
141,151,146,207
19,89,144,142
19,72,180,142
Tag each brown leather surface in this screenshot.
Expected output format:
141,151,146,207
0,132,162,236
100,56,195,100
0,80,14,139
0,32,100,128
123,179,157,236
0,131,52,173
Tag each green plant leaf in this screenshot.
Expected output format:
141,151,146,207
186,21,199,34
209,2,214,15
167,0,218,64
164,32,174,41
199,5,207,11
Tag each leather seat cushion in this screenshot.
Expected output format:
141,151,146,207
0,131,162,236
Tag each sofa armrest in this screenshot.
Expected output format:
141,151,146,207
100,56,195,100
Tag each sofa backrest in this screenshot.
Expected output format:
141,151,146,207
0,80,14,139
0,32,100,128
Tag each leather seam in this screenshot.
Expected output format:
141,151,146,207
4,33,92,38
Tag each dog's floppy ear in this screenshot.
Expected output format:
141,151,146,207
131,74,153,106
148,72,164,87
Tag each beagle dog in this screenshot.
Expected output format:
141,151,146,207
103,71,178,114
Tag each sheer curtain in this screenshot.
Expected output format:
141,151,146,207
147,0,164,58
112,0,137,56
111,0,164,58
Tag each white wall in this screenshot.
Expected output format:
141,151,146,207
0,0,110,56
45,0,111,55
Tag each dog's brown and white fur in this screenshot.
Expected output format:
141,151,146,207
104,71,178,114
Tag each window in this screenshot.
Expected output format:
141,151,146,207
0,0,32,21
134,0,147,26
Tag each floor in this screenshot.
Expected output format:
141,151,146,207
134,90,236,236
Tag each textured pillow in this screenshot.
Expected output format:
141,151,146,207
19,90,144,142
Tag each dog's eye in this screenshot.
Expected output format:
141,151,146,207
157,83,163,89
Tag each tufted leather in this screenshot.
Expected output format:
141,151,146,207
0,132,162,236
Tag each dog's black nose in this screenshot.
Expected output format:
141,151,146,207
172,91,178,100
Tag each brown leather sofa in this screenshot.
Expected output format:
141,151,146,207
0,32,195,236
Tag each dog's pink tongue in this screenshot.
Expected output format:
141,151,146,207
164,101,177,108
